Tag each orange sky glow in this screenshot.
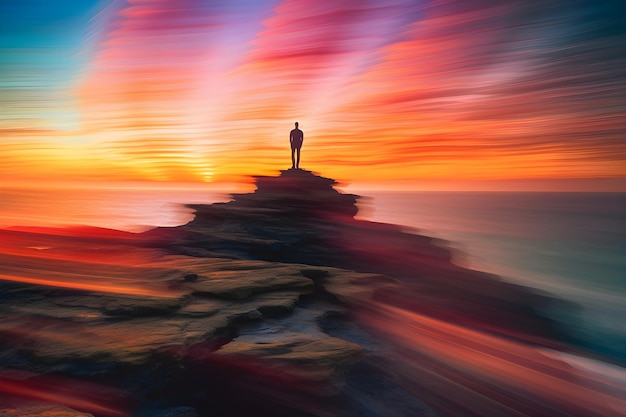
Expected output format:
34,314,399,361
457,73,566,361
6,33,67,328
2,0,625,191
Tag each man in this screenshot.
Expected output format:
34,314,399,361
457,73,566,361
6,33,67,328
289,122,304,169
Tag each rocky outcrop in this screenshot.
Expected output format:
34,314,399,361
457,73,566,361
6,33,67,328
148,169,572,343
0,247,401,415
0,258,361,369
0,169,580,417
215,335,362,396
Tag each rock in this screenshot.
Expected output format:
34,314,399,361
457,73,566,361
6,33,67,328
254,291,301,316
216,336,362,396
183,273,198,282
146,169,573,343
0,169,581,417
320,270,398,306
0,258,364,370
0,405,95,417
184,268,314,299
300,269,329,279
139,406,198,417
178,298,221,317
101,295,183,316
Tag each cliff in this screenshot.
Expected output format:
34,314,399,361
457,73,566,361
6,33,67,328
0,169,580,417
149,169,568,343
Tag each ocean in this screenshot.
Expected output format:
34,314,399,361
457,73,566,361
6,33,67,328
1,185,625,364
356,191,626,365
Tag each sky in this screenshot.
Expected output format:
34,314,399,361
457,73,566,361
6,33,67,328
2,0,625,190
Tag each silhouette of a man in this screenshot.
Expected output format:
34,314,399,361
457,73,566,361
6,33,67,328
290,122,304,169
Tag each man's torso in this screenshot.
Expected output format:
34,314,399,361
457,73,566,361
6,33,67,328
290,129,303,146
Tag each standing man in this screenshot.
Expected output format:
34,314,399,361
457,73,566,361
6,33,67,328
290,121,304,169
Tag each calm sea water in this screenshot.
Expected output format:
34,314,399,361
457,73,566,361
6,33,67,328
0,185,232,232
1,186,625,363
356,191,626,364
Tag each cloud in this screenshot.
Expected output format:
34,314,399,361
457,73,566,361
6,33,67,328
312,0,626,177
3,0,625,184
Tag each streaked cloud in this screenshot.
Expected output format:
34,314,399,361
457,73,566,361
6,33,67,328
1,0,624,185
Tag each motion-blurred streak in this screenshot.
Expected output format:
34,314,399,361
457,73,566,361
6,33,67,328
0,371,129,417
0,227,182,297
358,303,626,417
4,0,624,183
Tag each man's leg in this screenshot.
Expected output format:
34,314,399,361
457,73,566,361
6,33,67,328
291,147,296,169
295,147,301,169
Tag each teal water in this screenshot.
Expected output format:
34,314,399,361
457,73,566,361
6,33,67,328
357,191,626,365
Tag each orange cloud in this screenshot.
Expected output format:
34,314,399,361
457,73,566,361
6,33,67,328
2,0,624,186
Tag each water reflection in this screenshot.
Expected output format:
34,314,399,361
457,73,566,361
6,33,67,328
0,185,230,232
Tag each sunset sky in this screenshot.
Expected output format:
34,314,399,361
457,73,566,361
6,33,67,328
2,0,625,190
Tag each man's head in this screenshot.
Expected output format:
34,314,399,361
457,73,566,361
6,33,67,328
295,122,299,128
